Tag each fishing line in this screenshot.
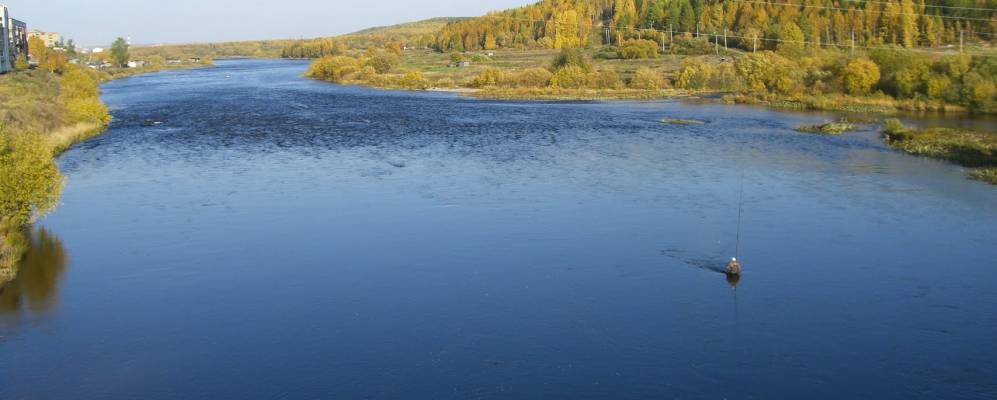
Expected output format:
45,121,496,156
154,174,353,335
736,169,744,260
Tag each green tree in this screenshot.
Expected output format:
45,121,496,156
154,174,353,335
111,37,130,68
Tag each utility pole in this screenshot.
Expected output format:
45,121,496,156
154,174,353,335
661,32,666,52
723,28,728,51
669,24,674,44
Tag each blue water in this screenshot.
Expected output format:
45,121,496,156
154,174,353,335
2,59,995,399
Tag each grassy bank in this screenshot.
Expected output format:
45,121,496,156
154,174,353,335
882,119,996,184
0,63,207,286
301,45,996,115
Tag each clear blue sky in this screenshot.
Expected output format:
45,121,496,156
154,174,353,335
3,0,531,47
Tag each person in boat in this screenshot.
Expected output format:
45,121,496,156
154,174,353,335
726,257,741,275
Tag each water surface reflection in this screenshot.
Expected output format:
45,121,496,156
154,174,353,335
0,228,68,317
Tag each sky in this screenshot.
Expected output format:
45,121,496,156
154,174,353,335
4,0,531,47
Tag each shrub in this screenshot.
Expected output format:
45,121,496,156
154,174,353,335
550,48,591,73
549,65,589,89
449,52,464,63
505,68,552,88
840,58,880,95
618,39,660,59
674,58,714,89
60,66,110,125
367,53,399,74
353,66,378,82
60,67,99,100
588,70,623,89
306,56,360,83
434,77,456,89
14,55,28,71
398,71,429,90
925,74,952,99
630,68,665,90
734,51,801,95
471,68,504,88
0,131,63,228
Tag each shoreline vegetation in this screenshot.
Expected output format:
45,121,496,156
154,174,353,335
1,48,209,285
882,119,996,184
795,120,858,134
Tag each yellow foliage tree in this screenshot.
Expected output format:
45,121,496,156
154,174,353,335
0,131,63,228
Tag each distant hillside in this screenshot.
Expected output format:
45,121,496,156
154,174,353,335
347,17,469,37
433,0,997,51
131,18,466,60
279,18,468,58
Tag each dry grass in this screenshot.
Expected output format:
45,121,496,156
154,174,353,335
46,122,106,155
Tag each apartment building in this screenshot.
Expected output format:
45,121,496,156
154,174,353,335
1,4,29,73
28,29,59,47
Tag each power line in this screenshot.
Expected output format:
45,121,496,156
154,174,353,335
731,0,997,22
472,14,997,56
841,0,997,12
472,9,997,39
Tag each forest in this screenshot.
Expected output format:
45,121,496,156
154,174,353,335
431,0,996,51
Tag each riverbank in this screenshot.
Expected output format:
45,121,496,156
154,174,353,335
0,63,210,286
303,47,996,114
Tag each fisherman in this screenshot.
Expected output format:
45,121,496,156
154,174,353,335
726,257,741,275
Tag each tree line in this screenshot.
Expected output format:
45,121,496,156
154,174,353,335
432,0,996,51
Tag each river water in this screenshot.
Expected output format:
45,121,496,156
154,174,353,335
2,59,995,399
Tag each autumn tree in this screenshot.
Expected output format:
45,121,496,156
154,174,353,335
0,132,63,228
14,55,28,71
841,58,881,95
777,22,805,55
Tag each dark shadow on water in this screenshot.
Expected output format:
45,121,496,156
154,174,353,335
661,249,743,289
0,228,68,316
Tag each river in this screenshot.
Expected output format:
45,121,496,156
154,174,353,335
1,59,995,399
